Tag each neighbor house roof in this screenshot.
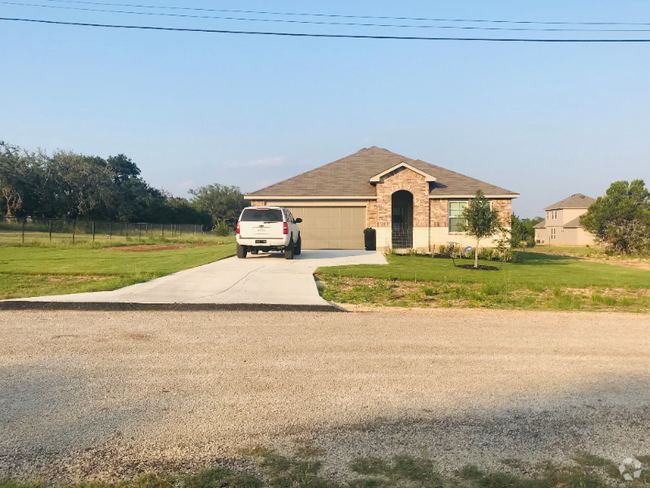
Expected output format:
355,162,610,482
563,216,585,228
246,147,519,199
544,193,595,211
534,220,546,229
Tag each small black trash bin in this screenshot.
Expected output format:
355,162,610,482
363,228,376,251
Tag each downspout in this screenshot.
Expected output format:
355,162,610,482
428,195,431,253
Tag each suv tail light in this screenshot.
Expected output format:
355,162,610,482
283,222,288,235
236,222,240,234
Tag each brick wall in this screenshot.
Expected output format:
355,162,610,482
492,199,512,227
375,167,430,228
366,200,377,228
430,199,448,228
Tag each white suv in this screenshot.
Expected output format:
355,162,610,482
236,206,302,259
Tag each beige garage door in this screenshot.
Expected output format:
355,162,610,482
287,206,366,250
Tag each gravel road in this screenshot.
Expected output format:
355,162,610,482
1,309,649,482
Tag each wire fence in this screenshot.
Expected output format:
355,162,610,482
0,217,205,244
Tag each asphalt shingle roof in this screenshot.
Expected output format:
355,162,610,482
246,147,518,198
544,193,595,211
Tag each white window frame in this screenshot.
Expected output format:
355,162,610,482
448,201,468,233
550,228,557,240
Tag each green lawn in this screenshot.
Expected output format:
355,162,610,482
316,252,650,311
2,451,648,488
0,240,236,299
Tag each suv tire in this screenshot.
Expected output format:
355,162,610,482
294,236,302,256
237,244,248,259
284,241,294,260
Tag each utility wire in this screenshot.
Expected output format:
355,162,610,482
2,16,650,41
35,0,650,27
3,1,650,32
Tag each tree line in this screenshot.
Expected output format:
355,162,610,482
0,141,246,229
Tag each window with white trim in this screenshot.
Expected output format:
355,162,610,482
448,201,467,233
550,228,557,240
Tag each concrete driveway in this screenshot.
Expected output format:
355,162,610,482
8,250,386,308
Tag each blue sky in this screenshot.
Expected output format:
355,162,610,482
1,0,649,218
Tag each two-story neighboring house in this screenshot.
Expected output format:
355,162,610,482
534,193,596,246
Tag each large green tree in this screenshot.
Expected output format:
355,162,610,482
461,190,502,268
0,140,213,226
580,179,650,255
189,184,246,226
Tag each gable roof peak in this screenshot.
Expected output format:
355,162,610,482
246,147,519,199
544,193,596,210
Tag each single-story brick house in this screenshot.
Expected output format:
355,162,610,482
534,193,596,246
245,147,519,251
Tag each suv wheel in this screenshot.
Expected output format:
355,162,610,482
237,244,248,259
294,236,302,256
284,241,294,260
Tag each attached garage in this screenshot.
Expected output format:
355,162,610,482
267,205,366,250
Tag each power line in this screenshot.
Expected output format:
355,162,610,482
35,0,650,27
3,1,650,32
3,16,650,41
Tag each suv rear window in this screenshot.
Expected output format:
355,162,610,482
240,208,283,222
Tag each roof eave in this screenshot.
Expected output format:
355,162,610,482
369,162,436,183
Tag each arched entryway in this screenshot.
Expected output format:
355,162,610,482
391,190,413,249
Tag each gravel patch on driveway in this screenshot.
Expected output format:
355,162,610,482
0,309,649,482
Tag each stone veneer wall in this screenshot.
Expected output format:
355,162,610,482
429,199,448,228
375,167,430,228
249,200,265,206
366,200,377,228
492,199,512,227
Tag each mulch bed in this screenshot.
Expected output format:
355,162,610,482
456,264,500,271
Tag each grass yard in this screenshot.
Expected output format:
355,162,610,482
2,451,649,488
0,236,235,300
526,244,650,271
316,252,650,312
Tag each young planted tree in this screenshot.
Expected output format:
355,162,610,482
461,190,502,268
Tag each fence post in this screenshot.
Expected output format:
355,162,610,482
22,217,26,244
48,219,52,241
72,219,76,244
92,221,96,242
109,221,112,240
139,224,142,240
179,224,182,238
125,221,128,239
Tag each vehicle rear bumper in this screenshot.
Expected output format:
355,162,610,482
237,236,290,247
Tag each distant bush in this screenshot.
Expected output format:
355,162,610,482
214,221,230,236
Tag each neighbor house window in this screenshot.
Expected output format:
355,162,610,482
448,201,467,233
552,210,558,220
550,228,556,240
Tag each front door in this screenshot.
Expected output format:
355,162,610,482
391,190,413,249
